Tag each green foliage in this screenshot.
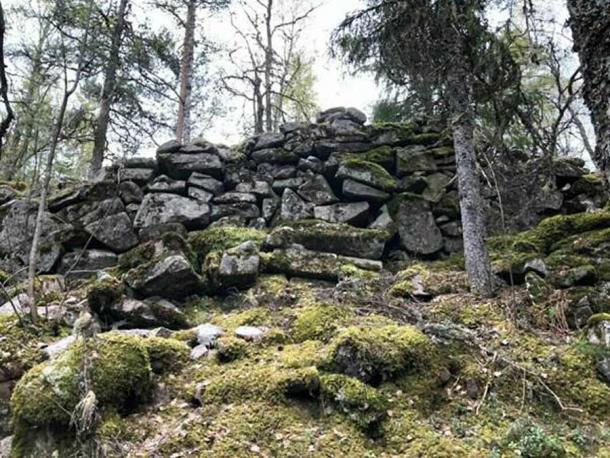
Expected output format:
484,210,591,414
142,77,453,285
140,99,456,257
504,419,566,458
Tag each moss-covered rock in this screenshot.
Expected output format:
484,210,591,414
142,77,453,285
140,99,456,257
390,263,468,299
189,226,267,265
336,159,398,191
324,325,433,384
216,336,249,363
337,146,395,172
11,333,152,429
320,374,388,434
142,337,190,374
87,276,124,312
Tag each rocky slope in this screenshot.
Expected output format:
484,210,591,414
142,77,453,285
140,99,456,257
0,108,608,457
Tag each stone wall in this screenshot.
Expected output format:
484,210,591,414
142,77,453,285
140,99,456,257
0,106,606,279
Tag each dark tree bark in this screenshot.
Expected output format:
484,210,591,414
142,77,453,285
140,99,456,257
263,0,273,132
0,1,14,158
176,0,197,143
450,74,494,297
568,0,610,183
89,0,130,179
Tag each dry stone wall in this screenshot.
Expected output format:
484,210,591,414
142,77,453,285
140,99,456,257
0,106,606,281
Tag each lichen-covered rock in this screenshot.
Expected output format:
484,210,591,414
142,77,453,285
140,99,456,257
265,220,389,260
134,193,211,230
390,194,443,255
157,152,223,180
280,188,313,220
314,201,370,226
336,159,398,192
126,254,203,299
342,178,390,203
94,296,189,330
58,250,118,282
189,225,267,264
587,314,610,347
297,174,338,205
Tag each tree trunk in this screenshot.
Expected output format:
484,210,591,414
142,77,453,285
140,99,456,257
89,0,129,179
0,2,14,158
176,0,197,143
264,0,273,132
450,77,494,297
568,0,610,183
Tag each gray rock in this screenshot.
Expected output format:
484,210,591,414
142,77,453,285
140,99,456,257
0,185,16,205
235,325,266,341
272,177,307,193
257,163,297,180
262,197,279,221
119,168,155,184
216,145,243,163
85,211,139,253
235,181,274,198
188,187,214,202
524,258,549,277
187,173,224,195
123,156,158,169
196,323,225,347
336,161,397,192
251,148,297,165
393,196,443,255
118,181,144,205
369,206,395,233
217,253,260,289
588,318,610,347
314,202,370,225
213,192,258,205
181,143,217,155
396,146,437,176
58,250,119,281
597,358,610,385
265,221,388,260
343,179,390,203
297,157,324,174
346,107,367,124
211,203,261,221
297,175,338,205
422,173,452,203
253,132,285,150
0,436,11,458
147,175,186,194
280,188,313,220
157,139,182,154
190,344,209,360
439,221,462,238
134,193,211,229
43,335,77,360
125,254,203,299
158,152,223,180
139,223,187,242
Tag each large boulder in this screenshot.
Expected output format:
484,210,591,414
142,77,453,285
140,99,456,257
280,188,313,221
134,193,211,230
391,194,443,255
158,152,223,180
265,221,389,260
126,254,204,299
314,202,370,226
85,211,139,253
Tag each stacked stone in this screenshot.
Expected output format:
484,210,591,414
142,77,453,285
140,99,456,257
0,107,605,281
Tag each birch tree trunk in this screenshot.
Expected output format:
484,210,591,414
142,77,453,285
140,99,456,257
450,75,494,297
176,0,197,143
567,0,610,183
89,0,129,179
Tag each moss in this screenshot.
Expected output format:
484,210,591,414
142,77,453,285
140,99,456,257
514,211,610,254
0,316,56,377
212,307,271,332
86,277,124,312
291,304,353,342
337,146,394,171
389,263,469,298
587,313,610,326
142,337,190,374
0,269,9,284
189,226,267,265
339,264,380,281
0,180,27,192
279,340,326,368
202,364,320,404
325,325,434,384
319,374,388,433
10,333,152,429
339,158,398,191
216,336,249,363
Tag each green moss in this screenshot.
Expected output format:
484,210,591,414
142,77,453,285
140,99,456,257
189,226,267,265
0,180,27,192
216,336,249,363
279,340,326,368
587,313,610,326
86,277,124,312
320,374,388,433
202,364,320,404
389,263,469,298
339,264,381,281
291,304,353,342
325,325,434,383
339,158,398,191
212,307,271,332
0,316,56,377
0,269,9,284
338,146,394,171
10,333,152,429
142,337,190,374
